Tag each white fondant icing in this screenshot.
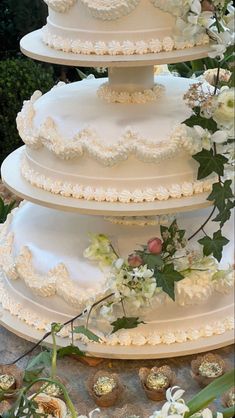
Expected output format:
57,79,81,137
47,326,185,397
0,272,233,345
16,77,218,201
21,156,215,203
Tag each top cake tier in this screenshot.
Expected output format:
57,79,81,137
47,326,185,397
42,0,210,57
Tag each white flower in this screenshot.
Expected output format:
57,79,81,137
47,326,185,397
213,88,235,130
208,31,233,60
150,386,189,418
83,234,117,268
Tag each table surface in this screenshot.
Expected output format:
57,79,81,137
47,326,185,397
0,325,234,418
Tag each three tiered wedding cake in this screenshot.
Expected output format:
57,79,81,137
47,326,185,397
0,0,234,357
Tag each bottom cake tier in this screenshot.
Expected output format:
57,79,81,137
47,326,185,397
0,201,234,357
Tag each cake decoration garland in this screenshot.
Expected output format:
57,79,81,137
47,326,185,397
97,82,165,104
43,0,77,13
80,0,140,21
17,89,220,164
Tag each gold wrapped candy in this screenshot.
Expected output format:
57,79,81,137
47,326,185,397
88,370,123,407
93,376,116,396
139,365,175,401
191,353,226,386
0,374,16,391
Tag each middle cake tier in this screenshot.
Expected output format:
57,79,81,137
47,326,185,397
17,75,215,204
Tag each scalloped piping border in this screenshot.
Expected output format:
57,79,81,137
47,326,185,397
0,272,233,345
97,82,165,104
42,25,209,56
21,155,216,203
16,87,207,165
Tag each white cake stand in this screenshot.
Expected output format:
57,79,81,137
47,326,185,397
21,29,211,68
1,312,233,360
1,147,212,216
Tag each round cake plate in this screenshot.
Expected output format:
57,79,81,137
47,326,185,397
20,29,211,68
0,305,233,360
1,147,212,216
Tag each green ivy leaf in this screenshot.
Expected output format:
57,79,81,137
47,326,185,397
57,345,84,358
156,263,184,301
193,149,228,180
207,180,234,211
139,253,164,270
73,325,101,342
198,230,229,262
213,200,235,228
183,115,218,133
111,317,144,334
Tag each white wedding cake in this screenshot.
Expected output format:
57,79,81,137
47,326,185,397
0,0,234,356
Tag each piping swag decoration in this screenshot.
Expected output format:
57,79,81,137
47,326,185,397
80,0,140,21
17,85,213,165
44,0,77,13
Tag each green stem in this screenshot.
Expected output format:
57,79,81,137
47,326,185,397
51,330,57,379
188,206,216,241
110,243,120,259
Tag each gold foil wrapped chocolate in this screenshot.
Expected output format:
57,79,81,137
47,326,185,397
139,365,175,401
0,364,23,398
191,353,226,386
88,370,123,407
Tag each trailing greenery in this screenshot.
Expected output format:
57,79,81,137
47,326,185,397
0,58,54,165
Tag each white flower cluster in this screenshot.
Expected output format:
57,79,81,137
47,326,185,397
184,86,235,150
150,386,223,418
83,234,117,268
107,258,157,308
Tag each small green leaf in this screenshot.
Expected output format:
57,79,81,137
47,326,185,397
140,253,164,270
193,149,228,180
183,115,218,133
198,230,229,262
73,325,101,342
57,345,84,358
156,264,184,301
111,317,144,334
207,180,234,211
26,351,52,370
213,199,235,228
